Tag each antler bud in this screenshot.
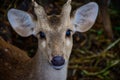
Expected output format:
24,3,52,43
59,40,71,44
32,0,47,19
61,0,72,25
32,0,39,7
32,0,50,32
67,0,72,4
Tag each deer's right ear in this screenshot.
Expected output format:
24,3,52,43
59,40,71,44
72,2,98,33
7,9,35,37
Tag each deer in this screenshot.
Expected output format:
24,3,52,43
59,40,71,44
0,0,98,80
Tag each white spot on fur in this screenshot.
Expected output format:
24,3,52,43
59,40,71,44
41,41,46,48
66,39,71,46
4,48,8,52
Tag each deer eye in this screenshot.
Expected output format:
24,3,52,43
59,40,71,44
66,29,72,37
39,31,46,39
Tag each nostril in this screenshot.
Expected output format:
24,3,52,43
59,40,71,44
51,56,65,66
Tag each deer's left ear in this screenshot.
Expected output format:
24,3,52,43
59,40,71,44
7,9,36,37
72,2,98,32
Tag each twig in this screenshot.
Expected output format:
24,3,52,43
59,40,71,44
103,38,120,53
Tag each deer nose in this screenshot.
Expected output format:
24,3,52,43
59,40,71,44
51,56,65,69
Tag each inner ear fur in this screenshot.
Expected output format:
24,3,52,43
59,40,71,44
73,2,99,32
7,9,35,37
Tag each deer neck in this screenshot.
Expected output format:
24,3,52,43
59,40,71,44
30,48,68,80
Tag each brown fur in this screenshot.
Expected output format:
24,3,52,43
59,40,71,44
0,37,31,80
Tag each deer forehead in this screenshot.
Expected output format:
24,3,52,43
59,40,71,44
47,31,65,41
34,15,72,33
48,15,61,27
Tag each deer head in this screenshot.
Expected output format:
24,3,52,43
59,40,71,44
7,0,98,70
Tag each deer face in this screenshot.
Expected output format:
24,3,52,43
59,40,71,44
7,0,98,70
